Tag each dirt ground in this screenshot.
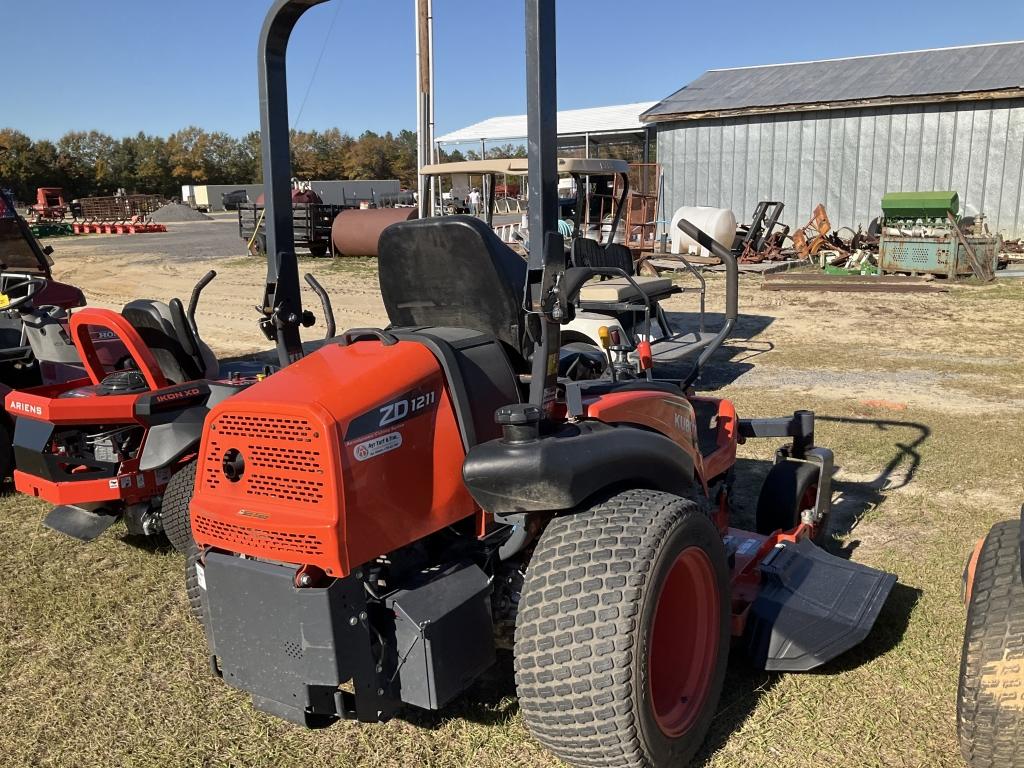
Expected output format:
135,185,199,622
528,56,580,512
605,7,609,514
0,220,1022,767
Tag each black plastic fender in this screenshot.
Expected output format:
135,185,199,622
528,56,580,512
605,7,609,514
138,406,208,472
462,420,695,517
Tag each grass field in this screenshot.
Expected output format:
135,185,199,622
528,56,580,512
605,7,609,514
0,275,1021,768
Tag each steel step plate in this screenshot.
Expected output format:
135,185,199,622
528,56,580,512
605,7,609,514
43,505,118,541
746,538,896,672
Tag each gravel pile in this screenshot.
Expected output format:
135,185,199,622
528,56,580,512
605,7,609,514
150,203,212,223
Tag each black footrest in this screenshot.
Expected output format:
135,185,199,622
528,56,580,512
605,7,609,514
43,505,118,541
746,538,896,672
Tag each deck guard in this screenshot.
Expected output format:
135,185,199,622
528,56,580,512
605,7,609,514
746,538,896,672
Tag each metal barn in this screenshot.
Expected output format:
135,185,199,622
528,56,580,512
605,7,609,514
644,42,1024,237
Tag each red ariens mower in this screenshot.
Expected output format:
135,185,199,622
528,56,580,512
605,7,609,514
187,3,897,766
3,267,320,544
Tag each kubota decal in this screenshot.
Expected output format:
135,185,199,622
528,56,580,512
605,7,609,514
345,387,438,441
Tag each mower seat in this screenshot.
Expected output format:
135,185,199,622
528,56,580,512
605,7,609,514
571,238,676,304
379,216,529,366
578,277,674,302
122,299,218,385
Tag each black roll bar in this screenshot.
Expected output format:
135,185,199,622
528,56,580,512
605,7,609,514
257,0,328,367
524,0,562,408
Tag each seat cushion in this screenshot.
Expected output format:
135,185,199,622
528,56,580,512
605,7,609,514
578,276,674,302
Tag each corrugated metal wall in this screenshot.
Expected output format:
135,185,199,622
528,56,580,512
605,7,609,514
656,98,1024,237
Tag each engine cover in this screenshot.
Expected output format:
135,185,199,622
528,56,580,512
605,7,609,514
191,338,477,577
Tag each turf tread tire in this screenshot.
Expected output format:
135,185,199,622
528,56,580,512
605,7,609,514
514,488,730,768
958,519,1024,768
184,546,204,623
162,461,197,554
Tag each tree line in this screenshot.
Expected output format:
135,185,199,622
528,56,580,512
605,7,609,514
0,127,522,204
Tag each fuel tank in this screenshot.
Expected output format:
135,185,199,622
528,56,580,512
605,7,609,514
190,338,476,577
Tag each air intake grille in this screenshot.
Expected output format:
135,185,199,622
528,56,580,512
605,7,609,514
245,473,325,502
213,414,316,442
192,514,325,557
888,243,934,267
203,412,326,502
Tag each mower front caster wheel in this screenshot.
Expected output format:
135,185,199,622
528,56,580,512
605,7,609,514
514,489,730,768
755,460,824,542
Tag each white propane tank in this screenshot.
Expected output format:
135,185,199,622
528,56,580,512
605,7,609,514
670,206,737,258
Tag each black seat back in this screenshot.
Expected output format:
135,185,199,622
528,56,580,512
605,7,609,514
378,216,528,363
570,237,635,276
122,299,204,384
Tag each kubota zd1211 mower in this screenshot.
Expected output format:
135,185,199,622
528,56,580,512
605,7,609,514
186,3,897,766
4,266,334,546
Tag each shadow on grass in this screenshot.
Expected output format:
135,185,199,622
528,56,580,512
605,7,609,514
817,415,931,549
118,531,175,554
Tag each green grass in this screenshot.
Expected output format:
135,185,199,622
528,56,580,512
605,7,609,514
0,278,1021,767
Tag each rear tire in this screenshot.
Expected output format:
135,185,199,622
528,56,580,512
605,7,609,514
755,460,823,541
0,421,13,485
184,547,205,624
161,460,196,554
958,519,1024,767
514,489,730,767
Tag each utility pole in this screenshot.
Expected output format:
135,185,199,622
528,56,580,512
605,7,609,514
415,0,434,218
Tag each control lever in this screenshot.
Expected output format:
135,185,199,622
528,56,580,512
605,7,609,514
304,273,336,339
187,270,216,335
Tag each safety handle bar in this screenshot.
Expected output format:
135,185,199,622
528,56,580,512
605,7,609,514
337,327,398,347
675,218,738,389
303,273,336,340
187,270,217,335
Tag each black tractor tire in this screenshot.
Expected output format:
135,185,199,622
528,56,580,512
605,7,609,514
0,420,13,485
161,460,197,554
755,460,823,541
514,489,730,768
958,519,1024,768
184,546,205,624
308,243,329,258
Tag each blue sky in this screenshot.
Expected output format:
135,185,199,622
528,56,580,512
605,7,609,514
4,0,1024,141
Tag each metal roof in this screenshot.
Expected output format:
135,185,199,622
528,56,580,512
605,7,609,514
420,158,629,176
436,101,658,144
643,41,1024,122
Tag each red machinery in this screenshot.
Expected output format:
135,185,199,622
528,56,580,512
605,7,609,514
29,187,68,221
186,4,897,767
5,271,273,542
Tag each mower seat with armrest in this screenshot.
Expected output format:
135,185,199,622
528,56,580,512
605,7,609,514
570,239,675,303
122,299,218,385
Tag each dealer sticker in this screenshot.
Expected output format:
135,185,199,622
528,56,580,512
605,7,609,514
353,431,402,462
195,563,206,591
